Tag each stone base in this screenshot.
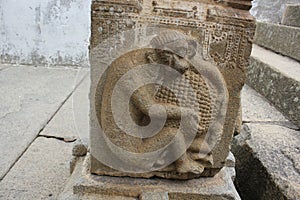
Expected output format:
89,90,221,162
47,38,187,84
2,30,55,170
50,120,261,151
254,21,300,61
90,154,222,180
58,153,240,200
232,124,300,200
247,45,300,128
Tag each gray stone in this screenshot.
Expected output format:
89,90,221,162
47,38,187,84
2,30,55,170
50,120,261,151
59,158,137,200
70,156,80,175
254,21,300,61
140,192,169,200
247,45,300,128
0,65,82,180
41,68,90,142
72,140,88,157
0,64,12,71
232,124,300,200
60,154,240,200
0,137,73,200
60,194,137,200
241,85,290,123
225,152,236,168
71,70,90,144
282,4,300,27
250,0,300,24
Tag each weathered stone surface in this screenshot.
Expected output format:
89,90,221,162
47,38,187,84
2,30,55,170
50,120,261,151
63,154,240,200
250,0,300,24
282,4,300,27
254,21,300,61
139,192,169,200
41,68,90,142
59,158,137,200
0,64,11,71
0,137,73,199
90,0,255,179
71,70,90,144
0,65,80,180
72,140,88,157
232,124,300,200
241,85,299,132
247,45,300,128
60,194,137,200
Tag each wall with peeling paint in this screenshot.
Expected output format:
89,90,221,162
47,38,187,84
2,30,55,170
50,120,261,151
0,0,91,67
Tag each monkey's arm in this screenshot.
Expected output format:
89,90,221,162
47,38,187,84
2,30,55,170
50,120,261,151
132,87,196,120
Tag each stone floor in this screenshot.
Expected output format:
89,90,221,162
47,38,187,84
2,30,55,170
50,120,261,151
0,64,298,199
0,64,89,199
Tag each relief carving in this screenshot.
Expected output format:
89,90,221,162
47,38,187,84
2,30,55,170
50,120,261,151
90,0,255,179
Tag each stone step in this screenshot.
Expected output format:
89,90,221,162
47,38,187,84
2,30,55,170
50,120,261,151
254,21,300,61
247,45,300,128
232,123,300,200
222,0,252,10
281,4,300,28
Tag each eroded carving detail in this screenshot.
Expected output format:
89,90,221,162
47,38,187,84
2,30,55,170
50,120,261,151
90,0,255,179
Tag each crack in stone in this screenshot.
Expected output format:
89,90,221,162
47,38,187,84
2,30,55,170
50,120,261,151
281,147,300,175
0,70,88,182
38,134,77,143
242,121,300,131
0,106,22,120
0,97,23,120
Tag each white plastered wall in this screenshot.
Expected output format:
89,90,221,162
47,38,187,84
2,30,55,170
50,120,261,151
0,0,91,67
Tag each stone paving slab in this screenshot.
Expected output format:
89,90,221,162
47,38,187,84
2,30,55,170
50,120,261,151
58,158,136,200
282,4,300,28
62,155,240,200
241,85,289,123
41,69,90,143
0,137,73,200
0,65,81,180
0,64,12,71
247,45,300,127
254,21,300,61
232,123,300,200
251,45,300,82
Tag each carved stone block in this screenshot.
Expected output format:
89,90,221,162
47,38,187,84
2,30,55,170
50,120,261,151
90,0,255,179
282,4,300,27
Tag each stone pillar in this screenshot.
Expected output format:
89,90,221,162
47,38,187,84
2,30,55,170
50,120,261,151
90,0,255,178
68,0,255,199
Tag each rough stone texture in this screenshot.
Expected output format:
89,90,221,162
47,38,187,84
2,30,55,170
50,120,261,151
232,124,300,200
90,0,255,179
247,45,300,128
39,95,78,141
60,193,137,200
0,137,73,200
72,140,88,157
282,4,300,27
0,65,81,180
0,64,12,71
250,0,300,24
241,85,290,123
58,158,137,200
139,192,169,200
241,85,298,130
254,21,300,62
63,154,240,200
